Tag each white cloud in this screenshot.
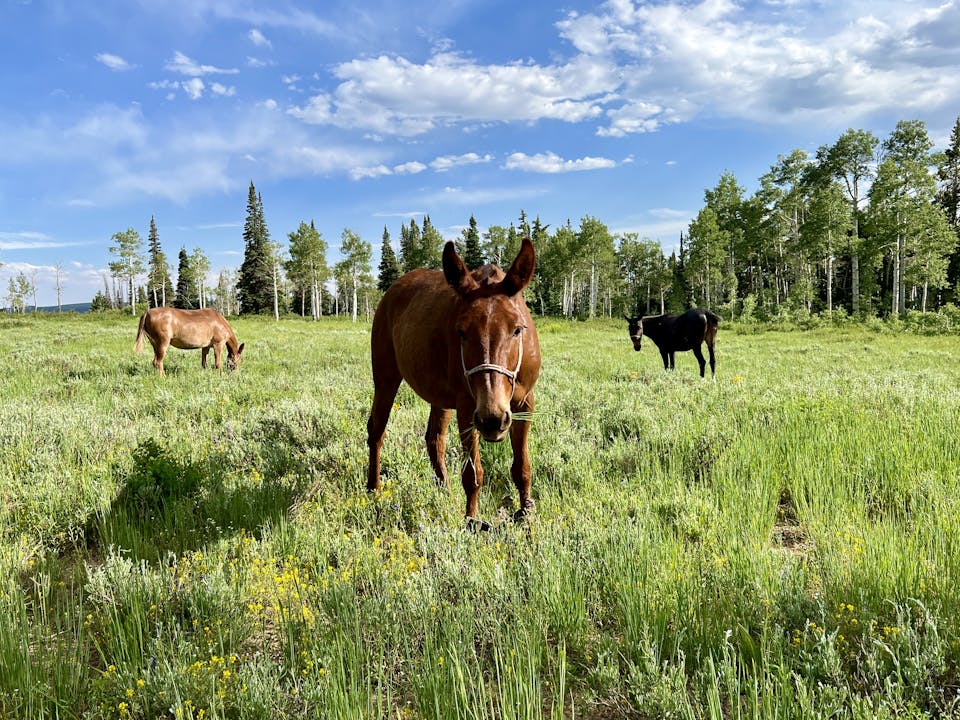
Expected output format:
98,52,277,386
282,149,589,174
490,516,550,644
290,52,615,136
504,151,616,173
393,161,427,174
182,78,205,100
350,165,392,180
429,152,493,172
248,28,271,48
558,0,960,134
0,231,86,251
210,82,236,97
95,53,134,71
165,51,239,77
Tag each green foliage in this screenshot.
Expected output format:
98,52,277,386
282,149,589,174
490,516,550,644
2,315,960,718
237,182,274,315
377,226,401,292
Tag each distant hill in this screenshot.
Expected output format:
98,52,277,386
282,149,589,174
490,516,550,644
36,302,92,313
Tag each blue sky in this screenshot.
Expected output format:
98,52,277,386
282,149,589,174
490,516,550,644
2,0,959,306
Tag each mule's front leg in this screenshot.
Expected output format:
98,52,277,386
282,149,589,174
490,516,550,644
660,350,670,371
693,346,707,378
509,392,535,522
425,406,453,488
202,347,210,369
457,405,484,519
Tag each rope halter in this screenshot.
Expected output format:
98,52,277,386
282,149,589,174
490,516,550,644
460,335,523,393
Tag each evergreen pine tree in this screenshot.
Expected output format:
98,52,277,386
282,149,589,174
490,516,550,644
174,247,194,308
461,215,484,269
237,182,274,314
938,116,960,302
401,218,422,272
377,226,401,291
146,215,172,307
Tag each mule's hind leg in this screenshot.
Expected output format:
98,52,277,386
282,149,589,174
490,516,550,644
692,346,707,377
707,342,716,377
152,340,168,376
425,406,453,488
202,347,210,369
366,362,402,492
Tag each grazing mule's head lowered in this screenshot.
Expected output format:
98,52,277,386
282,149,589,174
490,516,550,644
443,238,536,442
624,315,644,351
226,342,245,371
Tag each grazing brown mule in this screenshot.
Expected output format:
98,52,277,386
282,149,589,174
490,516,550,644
367,237,541,524
134,307,244,376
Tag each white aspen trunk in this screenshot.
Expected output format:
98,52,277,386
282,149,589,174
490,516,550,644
272,263,279,321
351,271,358,322
129,276,136,315
892,233,900,317
922,282,928,312
589,262,596,319
826,254,834,312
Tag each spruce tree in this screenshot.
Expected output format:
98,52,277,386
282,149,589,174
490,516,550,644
377,226,401,292
146,215,172,307
237,181,274,314
174,247,194,308
400,218,422,272
461,215,484,269
938,116,960,302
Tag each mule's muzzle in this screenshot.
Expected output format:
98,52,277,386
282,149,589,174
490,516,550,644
474,410,512,442
631,336,642,351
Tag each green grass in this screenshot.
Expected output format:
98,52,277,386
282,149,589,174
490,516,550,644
2,311,960,718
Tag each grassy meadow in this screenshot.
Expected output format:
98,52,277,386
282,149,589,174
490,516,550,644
1,311,960,719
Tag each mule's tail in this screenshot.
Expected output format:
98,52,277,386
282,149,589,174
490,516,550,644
134,313,147,354
703,309,721,345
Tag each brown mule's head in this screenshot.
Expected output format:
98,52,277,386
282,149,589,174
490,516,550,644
227,342,245,371
624,315,643,351
444,237,536,442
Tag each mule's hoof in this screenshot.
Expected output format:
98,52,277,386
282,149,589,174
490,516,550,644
465,517,493,533
512,499,536,523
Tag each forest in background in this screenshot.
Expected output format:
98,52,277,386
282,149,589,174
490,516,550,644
5,116,959,323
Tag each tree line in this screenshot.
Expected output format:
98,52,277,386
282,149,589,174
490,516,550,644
14,115,954,321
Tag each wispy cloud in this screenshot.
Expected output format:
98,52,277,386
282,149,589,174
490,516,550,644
248,28,271,48
430,152,493,172
95,53,134,71
165,51,239,77
0,231,87,251
504,152,616,173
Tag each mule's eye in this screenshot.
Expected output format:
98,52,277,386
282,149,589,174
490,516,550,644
513,326,523,337
457,329,466,341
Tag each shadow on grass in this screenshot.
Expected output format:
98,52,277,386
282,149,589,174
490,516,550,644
89,438,301,561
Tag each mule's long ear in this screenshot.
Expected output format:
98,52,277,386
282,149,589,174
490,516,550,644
501,237,536,297
442,241,477,296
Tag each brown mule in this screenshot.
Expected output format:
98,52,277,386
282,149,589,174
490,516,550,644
134,307,244,376
366,238,541,524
